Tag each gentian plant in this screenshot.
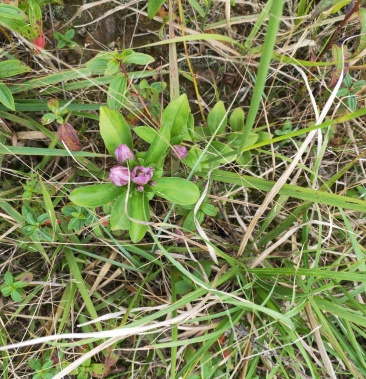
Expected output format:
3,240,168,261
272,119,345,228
69,94,200,242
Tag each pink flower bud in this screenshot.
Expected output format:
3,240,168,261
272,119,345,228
172,145,188,159
131,166,154,186
114,144,135,164
109,166,130,186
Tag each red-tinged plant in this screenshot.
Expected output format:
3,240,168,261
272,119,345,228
33,30,45,53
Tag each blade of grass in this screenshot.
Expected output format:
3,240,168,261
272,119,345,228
238,0,284,151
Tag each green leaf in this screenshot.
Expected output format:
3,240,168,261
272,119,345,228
65,29,75,40
0,5,36,40
107,74,127,111
0,5,28,22
200,203,217,216
121,51,155,65
229,107,245,132
11,289,23,302
1,287,12,296
129,190,150,243
69,183,125,207
110,190,131,231
175,279,193,295
0,80,15,111
162,94,190,138
41,113,57,125
22,205,37,225
227,132,259,150
28,0,43,37
4,271,13,285
0,60,31,79
99,106,133,155
144,122,170,166
147,0,166,19
105,60,120,76
28,358,42,371
187,0,205,17
204,141,236,164
133,125,159,144
85,52,110,74
207,101,227,136
183,209,204,231
23,225,37,235
153,177,200,205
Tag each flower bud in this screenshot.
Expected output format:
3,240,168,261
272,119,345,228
172,145,188,159
131,166,154,186
109,166,130,186
58,123,82,151
114,144,135,164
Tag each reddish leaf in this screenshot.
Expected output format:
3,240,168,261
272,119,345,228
34,30,45,53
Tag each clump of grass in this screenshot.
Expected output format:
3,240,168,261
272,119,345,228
1,1,366,378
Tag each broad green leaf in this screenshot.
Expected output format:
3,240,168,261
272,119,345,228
110,190,130,231
207,101,227,135
105,60,120,76
204,141,236,164
147,0,165,19
0,80,15,110
0,60,30,78
85,52,110,74
144,122,170,166
0,4,27,21
28,0,42,37
134,125,159,144
183,146,205,171
162,94,190,138
129,190,150,243
201,203,217,216
183,209,204,231
0,5,36,40
121,52,155,65
69,183,125,207
153,177,200,205
227,132,259,150
99,106,133,155
229,107,245,132
256,131,272,143
192,126,212,141
107,74,127,111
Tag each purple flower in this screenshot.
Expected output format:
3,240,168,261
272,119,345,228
131,166,154,186
109,166,130,186
172,145,188,159
114,144,135,165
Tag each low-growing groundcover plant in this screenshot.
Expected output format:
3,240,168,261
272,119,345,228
68,97,201,243
1,1,366,379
